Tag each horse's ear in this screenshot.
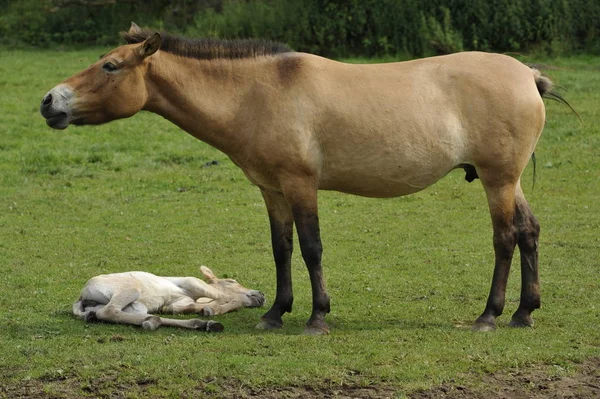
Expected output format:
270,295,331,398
128,22,142,35
139,33,161,58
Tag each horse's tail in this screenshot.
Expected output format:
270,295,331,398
532,68,580,121
529,68,580,189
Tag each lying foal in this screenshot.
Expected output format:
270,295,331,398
72,266,265,332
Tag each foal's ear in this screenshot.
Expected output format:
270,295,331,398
200,266,218,281
139,33,161,58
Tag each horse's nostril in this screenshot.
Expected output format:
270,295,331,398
42,93,52,106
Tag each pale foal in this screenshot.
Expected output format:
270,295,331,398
72,266,265,331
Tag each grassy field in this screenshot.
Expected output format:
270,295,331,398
0,48,598,398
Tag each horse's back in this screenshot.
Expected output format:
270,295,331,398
288,52,545,196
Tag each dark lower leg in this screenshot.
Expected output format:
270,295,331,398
474,226,517,330
473,181,520,331
294,208,330,334
259,191,294,329
306,263,330,330
511,202,541,327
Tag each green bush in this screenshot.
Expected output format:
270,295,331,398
421,6,464,55
1,0,598,56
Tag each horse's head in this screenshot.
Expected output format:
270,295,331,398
40,25,161,130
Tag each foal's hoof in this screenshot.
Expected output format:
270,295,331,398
255,318,282,330
84,312,97,323
201,307,215,317
206,321,224,333
141,316,161,331
509,315,534,328
189,319,224,332
471,322,496,332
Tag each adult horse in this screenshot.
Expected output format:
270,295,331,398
41,24,560,335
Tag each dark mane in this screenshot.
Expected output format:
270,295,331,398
121,28,293,60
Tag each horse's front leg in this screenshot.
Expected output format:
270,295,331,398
282,179,330,335
294,204,330,335
256,189,295,330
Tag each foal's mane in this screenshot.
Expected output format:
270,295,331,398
122,28,293,60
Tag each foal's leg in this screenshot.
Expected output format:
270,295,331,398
166,296,249,316
95,291,223,331
155,317,224,332
94,289,163,330
473,182,518,331
510,185,541,327
256,189,295,330
165,277,226,301
163,296,215,316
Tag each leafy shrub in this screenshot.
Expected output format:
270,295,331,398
1,0,598,56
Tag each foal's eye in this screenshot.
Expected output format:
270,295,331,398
102,62,118,72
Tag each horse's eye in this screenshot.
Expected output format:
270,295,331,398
102,62,118,72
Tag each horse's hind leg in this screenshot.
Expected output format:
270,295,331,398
510,185,541,327
473,181,519,331
473,177,542,331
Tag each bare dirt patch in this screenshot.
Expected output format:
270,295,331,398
411,357,600,399
2,358,598,398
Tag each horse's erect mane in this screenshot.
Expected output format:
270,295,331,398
121,28,294,60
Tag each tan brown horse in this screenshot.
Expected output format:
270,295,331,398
41,24,560,335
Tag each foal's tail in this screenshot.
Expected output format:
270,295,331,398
72,298,87,319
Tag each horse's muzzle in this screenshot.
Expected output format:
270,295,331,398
40,85,73,130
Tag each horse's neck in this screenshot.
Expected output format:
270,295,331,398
144,53,263,155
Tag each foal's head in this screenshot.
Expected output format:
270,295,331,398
40,26,161,129
200,266,266,307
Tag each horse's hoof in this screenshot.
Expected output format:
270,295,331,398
509,316,534,328
141,316,161,331
303,326,330,336
471,322,496,332
255,319,282,330
206,321,224,333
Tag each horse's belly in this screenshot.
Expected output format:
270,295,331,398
317,135,462,198
315,110,467,198
319,165,450,198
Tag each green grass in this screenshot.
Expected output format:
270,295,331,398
0,48,599,398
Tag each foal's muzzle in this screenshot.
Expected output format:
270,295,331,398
40,85,74,130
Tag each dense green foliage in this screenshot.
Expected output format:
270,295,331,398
1,0,599,56
1,48,599,397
